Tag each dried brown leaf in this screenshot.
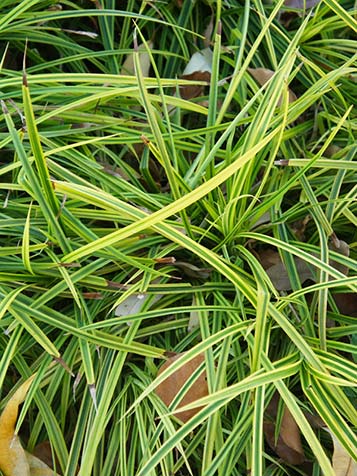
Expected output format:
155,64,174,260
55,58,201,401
327,430,357,476
329,238,350,276
180,71,211,100
155,352,208,423
261,252,314,291
264,393,305,465
180,48,212,100
284,0,321,9
332,293,357,318
248,67,297,106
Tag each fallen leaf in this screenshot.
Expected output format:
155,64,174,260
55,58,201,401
258,236,351,292
264,393,305,465
180,71,211,100
290,215,311,241
329,237,350,276
174,261,212,279
0,376,35,476
27,452,60,476
326,429,357,476
258,249,314,291
284,0,321,9
120,41,153,77
32,441,60,472
155,352,208,423
332,293,357,318
0,376,59,476
180,48,212,100
188,297,199,333
248,67,297,106
182,48,213,76
114,292,162,321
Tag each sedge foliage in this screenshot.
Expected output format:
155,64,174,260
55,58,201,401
0,1,356,475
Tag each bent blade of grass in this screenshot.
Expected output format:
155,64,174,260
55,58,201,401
22,73,60,216
8,306,60,358
0,326,23,389
57,125,282,264
301,366,357,460
53,182,328,370
21,200,34,275
1,100,70,253
322,0,357,32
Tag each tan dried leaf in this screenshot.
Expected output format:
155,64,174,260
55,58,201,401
180,71,211,100
155,352,208,423
327,430,357,476
0,376,59,476
120,41,153,77
248,67,297,106
0,376,35,476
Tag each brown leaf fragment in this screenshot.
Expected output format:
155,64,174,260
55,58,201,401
180,71,211,100
180,48,212,100
155,352,208,423
332,293,357,318
284,0,321,9
290,215,311,241
329,238,350,276
326,429,357,476
174,261,212,279
259,250,314,291
264,393,305,465
32,441,60,472
27,452,60,475
248,68,297,106
258,249,282,270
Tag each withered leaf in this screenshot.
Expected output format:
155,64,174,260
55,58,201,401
174,261,212,279
248,67,297,106
155,352,208,423
120,41,153,77
180,71,211,100
326,429,357,476
259,249,314,291
180,48,212,100
284,0,321,9
0,376,59,476
329,238,350,276
264,393,305,465
188,297,200,333
332,293,357,318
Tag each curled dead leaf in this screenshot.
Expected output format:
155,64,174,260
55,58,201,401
155,352,208,423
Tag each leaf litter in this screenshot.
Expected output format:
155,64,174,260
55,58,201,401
0,376,60,475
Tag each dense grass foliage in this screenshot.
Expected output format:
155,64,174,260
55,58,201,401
0,1,356,475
